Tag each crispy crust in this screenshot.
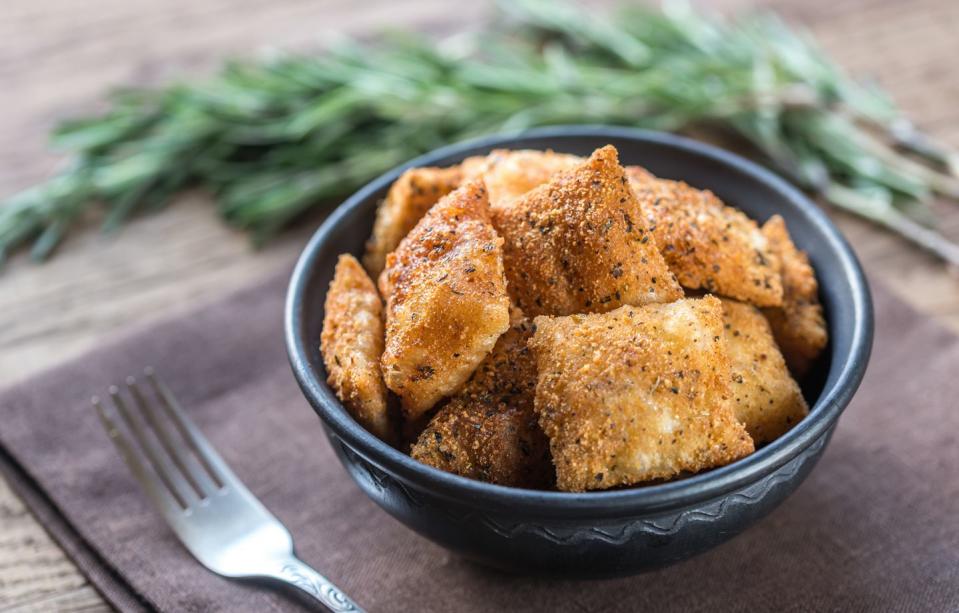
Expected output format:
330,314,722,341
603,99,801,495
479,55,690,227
459,154,493,181
529,297,754,492
761,215,828,377
320,254,392,441
492,146,683,317
363,165,464,277
380,179,511,419
410,315,553,488
721,298,809,444
627,168,783,307
469,149,583,209
624,165,655,183
363,155,647,281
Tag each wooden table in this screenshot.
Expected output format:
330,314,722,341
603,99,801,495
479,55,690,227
2,0,957,610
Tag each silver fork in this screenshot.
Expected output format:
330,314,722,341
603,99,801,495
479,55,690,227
92,368,365,612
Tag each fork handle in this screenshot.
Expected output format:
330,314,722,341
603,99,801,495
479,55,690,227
269,556,366,612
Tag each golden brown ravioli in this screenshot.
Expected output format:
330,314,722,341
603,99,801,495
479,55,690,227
320,254,392,441
492,146,683,317
761,215,828,377
380,179,511,420
529,296,754,492
363,165,463,277
411,314,553,488
469,149,583,209
628,168,783,307
721,298,809,444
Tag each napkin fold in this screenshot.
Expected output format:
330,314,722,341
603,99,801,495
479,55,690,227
1,266,957,612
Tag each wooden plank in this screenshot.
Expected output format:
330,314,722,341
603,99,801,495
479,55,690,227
0,478,93,610
1,0,957,609
3,586,110,613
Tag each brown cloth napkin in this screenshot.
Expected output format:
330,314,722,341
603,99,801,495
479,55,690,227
1,266,958,613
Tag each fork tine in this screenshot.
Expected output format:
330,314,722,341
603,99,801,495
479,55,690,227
145,368,226,490
127,376,212,500
109,385,194,508
93,396,186,512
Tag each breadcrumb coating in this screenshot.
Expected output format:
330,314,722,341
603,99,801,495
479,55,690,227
380,179,511,419
411,314,553,488
721,298,809,444
627,168,783,307
761,215,829,377
529,296,754,492
467,149,583,209
493,146,683,317
320,254,392,441
624,165,655,183
363,165,463,277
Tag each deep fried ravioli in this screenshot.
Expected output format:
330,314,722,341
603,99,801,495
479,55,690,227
493,146,682,317
469,149,582,209
761,215,828,377
529,296,754,492
624,165,655,183
628,169,783,307
721,298,808,444
363,165,464,277
411,315,553,488
380,179,511,419
320,254,391,441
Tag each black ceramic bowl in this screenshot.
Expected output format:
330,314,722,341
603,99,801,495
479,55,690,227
285,126,873,578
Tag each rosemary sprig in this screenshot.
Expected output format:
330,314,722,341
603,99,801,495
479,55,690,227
3,0,959,266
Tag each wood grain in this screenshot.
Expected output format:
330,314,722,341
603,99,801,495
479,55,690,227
1,0,958,610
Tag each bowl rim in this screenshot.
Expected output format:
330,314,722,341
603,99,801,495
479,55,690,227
285,125,873,516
